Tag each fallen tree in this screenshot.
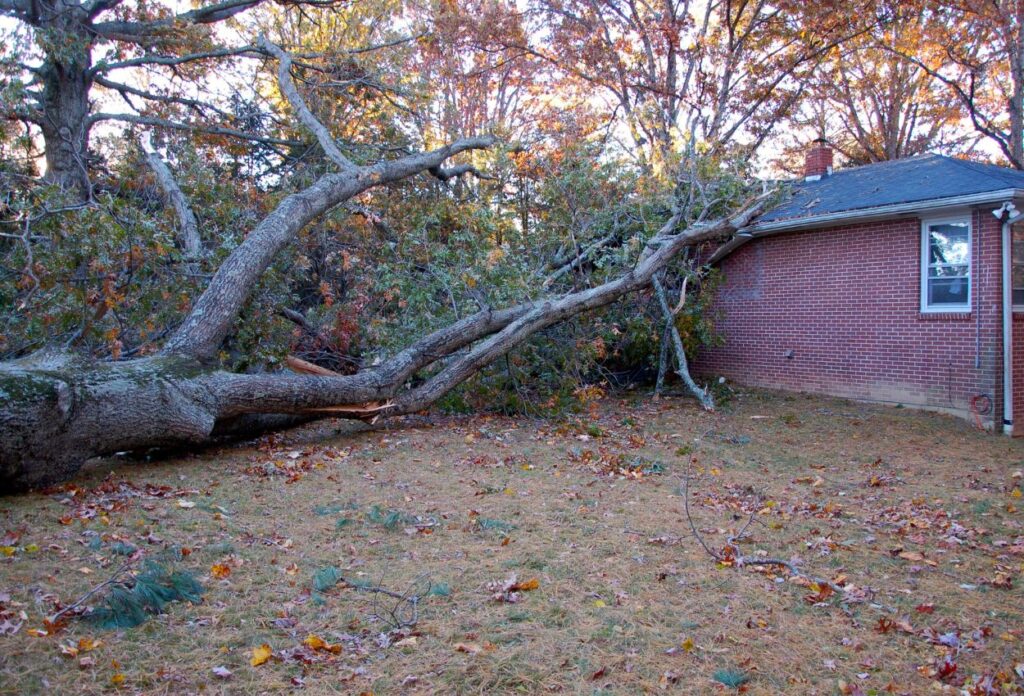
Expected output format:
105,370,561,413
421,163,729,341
0,39,771,492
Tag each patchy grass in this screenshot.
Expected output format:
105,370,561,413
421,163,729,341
1,388,1023,694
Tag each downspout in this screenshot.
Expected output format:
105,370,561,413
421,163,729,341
1003,218,1014,434
998,203,1020,434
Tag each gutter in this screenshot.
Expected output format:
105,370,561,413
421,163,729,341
711,187,1024,263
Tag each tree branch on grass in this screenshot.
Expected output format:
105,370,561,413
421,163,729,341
681,456,841,594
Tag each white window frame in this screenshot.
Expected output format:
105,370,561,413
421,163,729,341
921,215,972,313
1011,221,1024,311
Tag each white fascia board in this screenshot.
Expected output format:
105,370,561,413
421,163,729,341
710,188,1024,264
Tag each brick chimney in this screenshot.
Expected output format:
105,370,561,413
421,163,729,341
803,138,833,181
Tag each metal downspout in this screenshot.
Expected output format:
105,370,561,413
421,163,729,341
1003,219,1014,435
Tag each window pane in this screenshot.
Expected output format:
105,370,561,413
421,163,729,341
1014,265,1024,306
928,223,969,265
930,264,968,278
1013,221,1024,245
929,277,968,306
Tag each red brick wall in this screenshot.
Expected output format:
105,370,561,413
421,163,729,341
1013,314,1024,432
694,210,1005,426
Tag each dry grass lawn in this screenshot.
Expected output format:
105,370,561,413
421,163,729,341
1,387,1023,694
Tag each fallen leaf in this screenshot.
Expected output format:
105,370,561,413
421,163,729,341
511,578,539,592
984,572,1013,589
211,564,231,579
250,644,273,666
454,642,482,654
212,666,233,679
303,634,342,654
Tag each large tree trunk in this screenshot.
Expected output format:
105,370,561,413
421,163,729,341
37,6,95,197
0,192,769,492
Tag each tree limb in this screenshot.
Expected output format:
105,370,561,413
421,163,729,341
90,0,268,40
652,274,713,410
543,231,617,287
384,191,772,416
161,134,498,360
92,45,264,75
138,133,202,261
258,36,357,172
429,162,494,182
95,76,236,122
88,112,300,148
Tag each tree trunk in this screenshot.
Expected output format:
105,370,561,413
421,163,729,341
38,10,94,197
0,192,771,492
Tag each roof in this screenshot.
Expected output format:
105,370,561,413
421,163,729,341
757,153,1024,227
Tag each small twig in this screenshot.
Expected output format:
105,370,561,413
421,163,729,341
681,456,721,561
681,456,840,592
48,559,136,624
351,571,427,629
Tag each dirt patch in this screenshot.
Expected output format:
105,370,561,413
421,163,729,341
1,388,1022,694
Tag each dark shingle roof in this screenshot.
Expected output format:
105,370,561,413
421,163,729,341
758,154,1024,226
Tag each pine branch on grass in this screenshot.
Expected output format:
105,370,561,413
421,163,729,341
54,560,204,630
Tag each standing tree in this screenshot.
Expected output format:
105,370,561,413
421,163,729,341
0,0,340,197
884,0,1024,168
775,1,975,170
516,0,876,172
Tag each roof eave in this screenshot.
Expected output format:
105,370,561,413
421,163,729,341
710,188,1024,264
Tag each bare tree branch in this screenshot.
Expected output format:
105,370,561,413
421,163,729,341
652,274,713,410
88,112,301,148
94,76,236,122
138,133,202,261
258,36,357,172
91,45,264,75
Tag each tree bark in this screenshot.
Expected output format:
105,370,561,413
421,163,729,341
36,4,95,196
0,193,770,492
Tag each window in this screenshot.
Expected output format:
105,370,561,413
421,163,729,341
922,218,971,312
1012,221,1024,308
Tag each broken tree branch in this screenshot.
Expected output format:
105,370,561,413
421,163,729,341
652,274,714,410
138,133,202,262
160,133,497,360
259,36,357,172
681,456,841,593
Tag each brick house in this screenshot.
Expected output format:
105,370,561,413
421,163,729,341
694,140,1024,433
